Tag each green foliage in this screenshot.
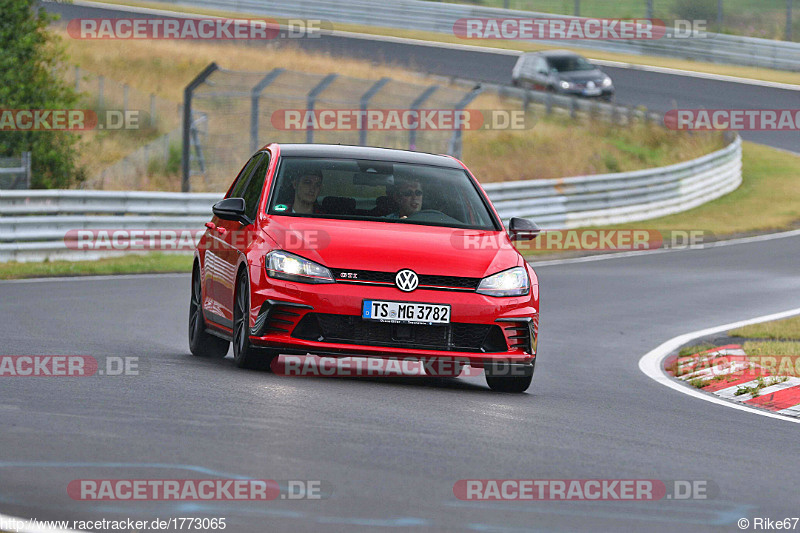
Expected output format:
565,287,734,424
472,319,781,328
147,141,182,177
0,0,85,188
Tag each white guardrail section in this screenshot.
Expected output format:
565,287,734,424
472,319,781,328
0,136,741,262
167,0,800,72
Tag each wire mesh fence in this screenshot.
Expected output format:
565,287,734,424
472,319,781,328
183,65,479,191
0,153,31,190
64,66,182,133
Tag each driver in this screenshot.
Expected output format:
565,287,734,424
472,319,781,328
288,169,325,214
385,175,423,219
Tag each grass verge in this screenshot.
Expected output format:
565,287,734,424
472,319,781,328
578,141,800,236
730,316,800,340
0,253,192,280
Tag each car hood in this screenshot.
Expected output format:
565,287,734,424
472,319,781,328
263,217,520,279
557,69,606,83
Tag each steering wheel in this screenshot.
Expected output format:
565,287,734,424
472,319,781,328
405,209,460,224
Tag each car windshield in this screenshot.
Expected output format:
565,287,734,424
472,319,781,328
547,55,595,72
267,157,499,230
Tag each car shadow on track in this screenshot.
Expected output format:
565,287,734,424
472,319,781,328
185,352,499,393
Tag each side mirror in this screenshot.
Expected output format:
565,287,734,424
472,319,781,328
509,217,540,241
212,198,252,225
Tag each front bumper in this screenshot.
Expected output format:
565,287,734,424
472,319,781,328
247,278,538,366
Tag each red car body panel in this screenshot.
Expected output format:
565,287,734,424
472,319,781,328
195,143,539,367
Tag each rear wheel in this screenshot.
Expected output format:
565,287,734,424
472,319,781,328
189,264,229,358
485,360,534,393
233,272,278,371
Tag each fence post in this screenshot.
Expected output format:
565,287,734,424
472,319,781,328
569,96,577,119
545,90,553,115
123,84,129,114
249,68,285,153
98,76,104,109
150,93,156,128
23,151,31,189
359,77,391,146
447,84,482,159
408,85,439,151
306,74,338,144
74,66,80,92
182,62,218,192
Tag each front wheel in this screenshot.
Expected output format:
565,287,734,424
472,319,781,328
189,264,230,358
485,360,534,393
233,273,278,371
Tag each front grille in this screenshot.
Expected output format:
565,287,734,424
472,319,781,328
330,269,480,291
292,313,507,353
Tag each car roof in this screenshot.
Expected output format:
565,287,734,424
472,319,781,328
523,50,584,58
269,144,463,169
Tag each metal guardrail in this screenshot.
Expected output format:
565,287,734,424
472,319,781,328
164,0,800,72
0,153,32,190
0,136,741,262
482,135,741,227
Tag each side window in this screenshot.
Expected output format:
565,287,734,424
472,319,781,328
227,154,262,199
242,153,270,221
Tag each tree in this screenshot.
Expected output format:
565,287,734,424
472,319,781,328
0,0,85,188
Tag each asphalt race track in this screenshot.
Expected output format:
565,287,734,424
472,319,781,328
2,235,800,532
2,3,796,532
44,1,800,154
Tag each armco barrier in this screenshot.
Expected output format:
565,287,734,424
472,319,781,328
0,136,740,262
165,0,800,72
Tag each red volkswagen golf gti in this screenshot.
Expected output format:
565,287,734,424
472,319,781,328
190,144,540,392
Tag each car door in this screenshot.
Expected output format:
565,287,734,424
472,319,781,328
205,154,262,328
532,57,550,90
215,152,270,323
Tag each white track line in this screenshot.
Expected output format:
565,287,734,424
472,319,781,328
68,0,800,91
638,308,800,424
530,228,800,267
0,273,188,284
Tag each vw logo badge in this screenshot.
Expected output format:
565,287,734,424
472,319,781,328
587,81,596,88
395,269,419,292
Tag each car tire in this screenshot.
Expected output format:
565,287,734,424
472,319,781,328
233,271,278,371
484,360,534,393
189,263,230,358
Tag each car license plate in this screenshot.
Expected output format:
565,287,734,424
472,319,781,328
583,88,602,96
362,300,450,325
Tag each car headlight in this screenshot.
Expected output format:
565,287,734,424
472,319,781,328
559,80,572,90
601,77,612,87
476,267,530,297
265,250,334,284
